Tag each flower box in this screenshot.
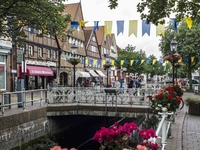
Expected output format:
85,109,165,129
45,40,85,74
68,58,80,65
185,97,200,115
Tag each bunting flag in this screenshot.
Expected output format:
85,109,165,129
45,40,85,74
129,20,138,37
98,59,101,65
135,60,139,65
42,26,47,33
130,60,134,66
120,60,124,66
85,58,88,65
156,23,165,36
89,59,93,65
18,20,22,26
79,21,88,27
198,24,200,28
191,56,194,62
152,59,157,65
116,20,124,36
124,60,129,63
146,59,150,64
170,18,178,31
66,58,68,62
158,59,163,64
140,59,145,65
30,28,34,34
81,58,85,64
104,21,112,36
70,21,79,29
102,60,106,65
142,20,151,36
184,57,188,62
93,59,97,65
198,56,200,61
93,21,99,31
111,60,115,66
184,18,192,29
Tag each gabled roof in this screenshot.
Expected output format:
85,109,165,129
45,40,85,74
84,27,93,48
64,2,84,21
95,26,104,46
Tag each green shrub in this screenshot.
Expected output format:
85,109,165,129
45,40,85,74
185,97,200,105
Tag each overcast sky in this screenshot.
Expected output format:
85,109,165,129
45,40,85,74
65,0,163,59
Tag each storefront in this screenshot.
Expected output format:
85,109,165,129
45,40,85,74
0,45,11,91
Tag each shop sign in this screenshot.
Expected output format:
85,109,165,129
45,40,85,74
25,60,57,67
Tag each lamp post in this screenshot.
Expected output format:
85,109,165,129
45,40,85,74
69,43,79,87
104,60,111,88
170,38,178,85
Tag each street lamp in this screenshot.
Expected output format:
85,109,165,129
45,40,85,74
170,38,178,85
69,43,79,87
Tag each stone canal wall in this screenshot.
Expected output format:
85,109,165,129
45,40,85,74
0,108,49,150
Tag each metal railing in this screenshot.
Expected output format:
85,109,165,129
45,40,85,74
155,108,174,150
0,88,47,115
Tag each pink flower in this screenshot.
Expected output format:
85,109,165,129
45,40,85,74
136,145,148,150
50,146,68,150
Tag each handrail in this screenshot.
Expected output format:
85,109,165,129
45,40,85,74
155,107,174,150
0,87,46,115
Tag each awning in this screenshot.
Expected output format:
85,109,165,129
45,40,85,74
95,70,106,77
76,71,91,80
89,70,99,77
19,65,54,77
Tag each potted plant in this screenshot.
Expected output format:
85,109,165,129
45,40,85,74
185,97,200,115
149,84,183,113
164,53,181,63
68,58,80,65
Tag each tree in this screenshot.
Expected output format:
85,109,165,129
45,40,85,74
115,45,147,75
159,20,200,90
0,0,71,44
108,0,200,25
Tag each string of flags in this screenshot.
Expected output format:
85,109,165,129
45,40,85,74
70,18,200,37
62,55,200,67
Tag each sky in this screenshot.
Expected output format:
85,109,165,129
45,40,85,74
65,0,163,59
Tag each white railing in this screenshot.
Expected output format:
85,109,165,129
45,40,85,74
155,108,174,150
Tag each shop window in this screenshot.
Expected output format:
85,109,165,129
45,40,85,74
0,63,6,90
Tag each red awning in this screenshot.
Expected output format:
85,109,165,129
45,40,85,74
19,65,54,77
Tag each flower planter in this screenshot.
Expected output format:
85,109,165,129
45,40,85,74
188,103,200,116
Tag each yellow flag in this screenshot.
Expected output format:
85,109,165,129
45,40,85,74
152,59,157,65
120,60,124,66
93,60,97,65
128,20,138,37
130,60,134,66
140,60,145,65
178,58,182,63
184,18,192,29
104,21,112,36
191,56,194,62
156,23,165,36
111,60,115,66
79,21,88,27
102,60,106,65
42,26,47,33
18,20,22,26
85,59,88,65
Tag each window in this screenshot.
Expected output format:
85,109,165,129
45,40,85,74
52,50,56,59
46,49,51,58
0,63,6,90
38,47,43,57
19,45,25,54
47,33,50,38
28,45,33,56
92,46,96,52
92,36,95,41
103,48,107,55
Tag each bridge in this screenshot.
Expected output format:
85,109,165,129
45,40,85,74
0,84,165,149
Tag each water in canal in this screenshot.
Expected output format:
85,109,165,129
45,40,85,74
55,115,145,150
